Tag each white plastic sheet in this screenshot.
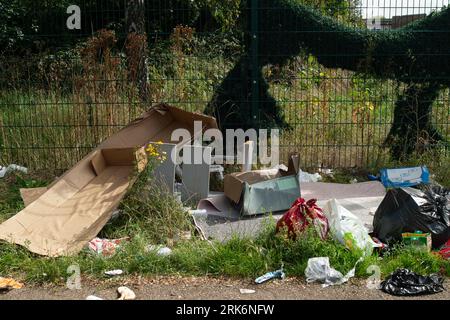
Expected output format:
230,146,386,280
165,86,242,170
299,169,322,183
0,164,27,178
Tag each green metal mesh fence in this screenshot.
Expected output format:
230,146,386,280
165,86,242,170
0,0,449,171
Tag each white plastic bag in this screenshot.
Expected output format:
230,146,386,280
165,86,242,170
323,199,381,256
299,169,322,183
0,164,28,178
305,257,360,288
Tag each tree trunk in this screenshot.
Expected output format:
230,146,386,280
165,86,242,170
126,0,149,102
386,83,445,159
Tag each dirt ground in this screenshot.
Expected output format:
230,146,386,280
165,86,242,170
1,276,449,300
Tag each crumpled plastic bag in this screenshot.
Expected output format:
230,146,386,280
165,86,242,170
323,199,382,256
299,170,322,183
305,257,361,288
381,269,444,296
0,164,28,178
276,198,329,240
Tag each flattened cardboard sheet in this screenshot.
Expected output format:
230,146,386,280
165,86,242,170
0,104,218,256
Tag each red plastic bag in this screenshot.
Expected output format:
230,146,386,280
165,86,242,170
276,198,329,240
439,240,450,260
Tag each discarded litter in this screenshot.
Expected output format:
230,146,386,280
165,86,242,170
117,286,136,300
255,268,285,284
402,231,432,252
86,295,104,300
439,239,450,260
299,169,322,183
380,269,444,296
146,245,172,257
240,289,256,294
0,104,217,257
0,164,28,178
373,185,450,248
323,199,381,256
88,237,130,257
0,277,24,292
105,269,124,277
379,166,430,188
224,154,301,216
276,198,329,240
305,257,360,288
188,209,208,217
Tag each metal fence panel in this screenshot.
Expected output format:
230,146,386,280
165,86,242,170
0,0,449,171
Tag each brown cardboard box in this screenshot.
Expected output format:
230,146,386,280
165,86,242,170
224,155,301,216
0,104,218,256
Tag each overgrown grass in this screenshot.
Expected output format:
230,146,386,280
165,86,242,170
0,171,448,286
1,29,449,172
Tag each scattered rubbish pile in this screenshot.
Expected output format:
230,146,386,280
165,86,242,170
0,104,217,257
0,102,449,294
381,269,444,296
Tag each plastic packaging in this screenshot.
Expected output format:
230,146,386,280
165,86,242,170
323,199,381,256
276,198,329,240
439,239,450,260
146,245,172,256
299,170,322,183
373,185,450,248
87,237,129,257
381,269,444,296
255,268,285,284
305,257,361,288
0,164,28,178
105,269,124,276
380,166,429,188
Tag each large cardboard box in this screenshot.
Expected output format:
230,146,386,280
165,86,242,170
0,104,218,256
224,155,301,216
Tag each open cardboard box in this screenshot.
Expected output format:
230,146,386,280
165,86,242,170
0,104,217,256
224,154,301,216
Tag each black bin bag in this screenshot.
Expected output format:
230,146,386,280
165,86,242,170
373,185,450,248
381,269,444,296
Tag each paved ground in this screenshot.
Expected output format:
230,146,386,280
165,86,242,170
1,276,449,300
